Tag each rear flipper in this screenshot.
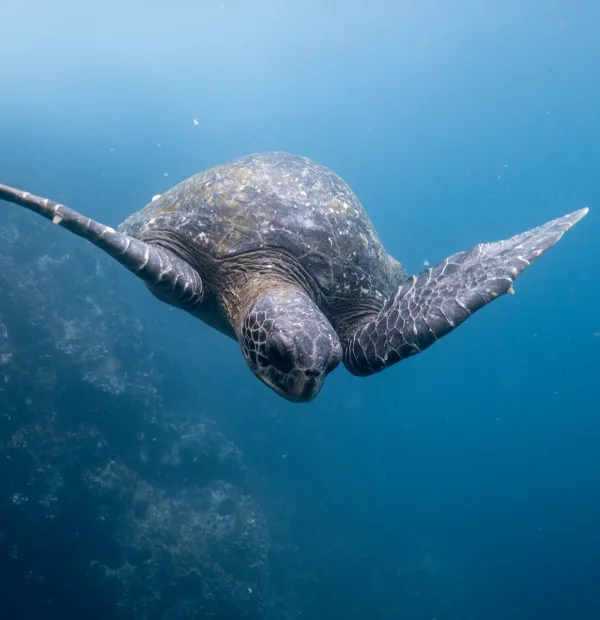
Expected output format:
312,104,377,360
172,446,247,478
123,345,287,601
345,208,588,376
0,183,204,311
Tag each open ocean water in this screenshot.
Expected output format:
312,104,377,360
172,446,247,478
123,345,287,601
0,1,598,619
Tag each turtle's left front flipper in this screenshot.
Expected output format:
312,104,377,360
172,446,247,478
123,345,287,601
344,208,588,376
0,183,204,311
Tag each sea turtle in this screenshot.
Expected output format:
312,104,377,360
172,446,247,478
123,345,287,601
0,152,588,402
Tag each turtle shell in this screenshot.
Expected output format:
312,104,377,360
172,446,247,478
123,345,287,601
119,152,406,301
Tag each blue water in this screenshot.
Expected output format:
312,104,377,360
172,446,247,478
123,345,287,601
1,1,599,618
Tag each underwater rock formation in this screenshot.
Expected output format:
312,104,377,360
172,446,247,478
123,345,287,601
0,210,269,619
0,208,459,620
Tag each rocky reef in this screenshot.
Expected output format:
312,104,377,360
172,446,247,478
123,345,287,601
0,207,460,620
0,209,269,619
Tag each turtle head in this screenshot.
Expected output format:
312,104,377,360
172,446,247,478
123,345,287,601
240,288,341,402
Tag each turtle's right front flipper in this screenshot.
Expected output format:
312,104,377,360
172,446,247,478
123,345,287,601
0,183,204,311
344,208,588,376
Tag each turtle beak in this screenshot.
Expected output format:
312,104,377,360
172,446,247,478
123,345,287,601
285,373,323,403
262,369,324,403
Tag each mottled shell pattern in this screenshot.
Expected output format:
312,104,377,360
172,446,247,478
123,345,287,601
119,152,406,302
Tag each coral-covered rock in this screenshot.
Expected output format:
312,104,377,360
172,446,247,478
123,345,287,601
0,211,269,619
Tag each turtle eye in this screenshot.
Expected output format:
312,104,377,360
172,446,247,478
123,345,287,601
267,334,294,373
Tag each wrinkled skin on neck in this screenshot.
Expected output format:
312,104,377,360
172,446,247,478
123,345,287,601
240,287,342,402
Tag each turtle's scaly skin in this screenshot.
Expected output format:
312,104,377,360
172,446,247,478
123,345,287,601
120,152,405,304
